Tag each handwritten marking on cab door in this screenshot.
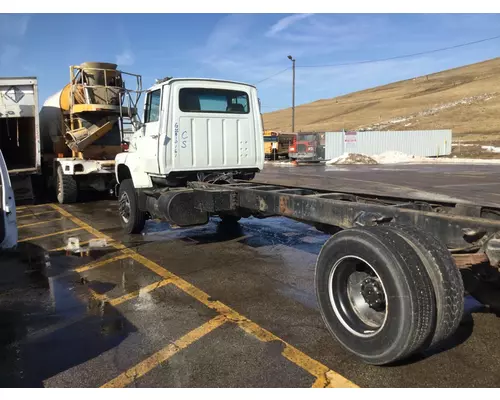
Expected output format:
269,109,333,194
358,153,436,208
174,123,179,157
181,131,188,149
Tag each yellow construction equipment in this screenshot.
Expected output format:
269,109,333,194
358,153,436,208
40,61,141,157
39,61,142,203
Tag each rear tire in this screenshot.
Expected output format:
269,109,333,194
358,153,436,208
384,224,464,348
56,165,78,204
118,179,146,234
315,226,436,365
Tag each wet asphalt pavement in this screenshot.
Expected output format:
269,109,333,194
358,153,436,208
2,163,500,387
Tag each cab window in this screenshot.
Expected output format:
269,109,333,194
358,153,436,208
179,88,249,114
145,89,161,123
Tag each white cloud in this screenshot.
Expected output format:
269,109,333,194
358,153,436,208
0,15,30,38
266,14,313,37
202,14,255,57
116,50,135,66
198,14,379,86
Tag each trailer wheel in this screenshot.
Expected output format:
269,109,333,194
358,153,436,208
118,179,146,234
384,225,464,348
56,165,78,204
315,227,436,365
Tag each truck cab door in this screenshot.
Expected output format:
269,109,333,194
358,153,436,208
0,150,17,249
137,88,161,173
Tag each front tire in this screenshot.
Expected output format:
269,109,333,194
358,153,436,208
57,165,78,204
315,226,436,365
118,179,146,234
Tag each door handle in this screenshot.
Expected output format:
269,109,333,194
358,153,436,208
151,135,159,139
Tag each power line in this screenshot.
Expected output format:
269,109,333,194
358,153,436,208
253,33,500,87
254,67,290,85
298,34,500,68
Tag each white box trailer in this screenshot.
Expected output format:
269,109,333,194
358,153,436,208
0,77,41,202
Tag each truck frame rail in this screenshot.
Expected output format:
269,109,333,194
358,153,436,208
187,180,500,265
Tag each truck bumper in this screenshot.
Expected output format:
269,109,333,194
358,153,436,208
290,153,319,161
57,158,115,175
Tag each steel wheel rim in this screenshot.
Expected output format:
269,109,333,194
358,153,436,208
57,174,63,200
119,191,131,223
328,255,388,338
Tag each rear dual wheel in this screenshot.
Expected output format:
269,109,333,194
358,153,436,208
315,225,464,365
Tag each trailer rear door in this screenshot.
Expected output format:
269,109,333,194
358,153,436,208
0,77,40,175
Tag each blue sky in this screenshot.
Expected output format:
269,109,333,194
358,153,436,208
1,13,500,112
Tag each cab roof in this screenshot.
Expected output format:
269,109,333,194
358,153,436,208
147,77,256,91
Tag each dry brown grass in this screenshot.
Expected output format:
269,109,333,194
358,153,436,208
263,57,500,142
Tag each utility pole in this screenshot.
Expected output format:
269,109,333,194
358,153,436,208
288,55,296,132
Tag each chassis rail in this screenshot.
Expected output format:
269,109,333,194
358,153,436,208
188,181,500,267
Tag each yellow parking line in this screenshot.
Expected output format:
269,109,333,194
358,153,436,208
75,254,130,273
18,210,58,219
101,315,226,388
50,204,358,388
89,279,172,307
16,204,50,211
18,217,64,228
50,204,115,242
236,319,356,388
18,227,83,243
110,279,172,306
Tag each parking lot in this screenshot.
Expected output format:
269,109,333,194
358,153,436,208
1,202,359,388
2,163,500,388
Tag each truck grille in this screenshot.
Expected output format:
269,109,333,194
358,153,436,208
297,144,307,152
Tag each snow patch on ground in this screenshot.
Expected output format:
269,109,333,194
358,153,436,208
326,151,500,165
361,93,497,131
326,153,378,165
264,160,297,167
452,143,475,147
481,145,500,153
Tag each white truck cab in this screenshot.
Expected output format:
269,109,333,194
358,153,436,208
115,78,264,233
116,78,263,188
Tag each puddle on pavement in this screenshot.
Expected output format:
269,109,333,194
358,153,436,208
47,276,87,319
1,245,132,343
86,297,125,335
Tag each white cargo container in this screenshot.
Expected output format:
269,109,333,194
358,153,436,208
324,129,452,160
0,77,41,201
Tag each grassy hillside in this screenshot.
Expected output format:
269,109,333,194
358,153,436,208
263,58,500,142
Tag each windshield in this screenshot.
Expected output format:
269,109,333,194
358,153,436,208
298,134,317,141
179,88,250,114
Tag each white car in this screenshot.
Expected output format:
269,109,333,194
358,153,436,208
0,149,17,249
